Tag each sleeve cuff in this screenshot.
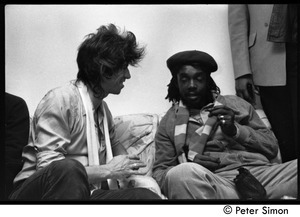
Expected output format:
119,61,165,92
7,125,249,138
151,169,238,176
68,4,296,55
187,150,198,161
232,123,250,144
36,151,65,170
232,123,240,139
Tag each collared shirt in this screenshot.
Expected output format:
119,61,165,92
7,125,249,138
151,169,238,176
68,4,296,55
14,81,120,185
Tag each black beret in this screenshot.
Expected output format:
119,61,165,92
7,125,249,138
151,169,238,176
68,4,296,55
166,50,218,76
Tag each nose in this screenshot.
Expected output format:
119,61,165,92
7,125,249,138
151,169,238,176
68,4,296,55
188,79,196,89
124,68,131,79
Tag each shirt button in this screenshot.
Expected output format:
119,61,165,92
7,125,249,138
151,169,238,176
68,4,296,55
264,23,269,27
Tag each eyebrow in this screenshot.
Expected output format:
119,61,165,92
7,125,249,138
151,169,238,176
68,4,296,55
178,71,205,77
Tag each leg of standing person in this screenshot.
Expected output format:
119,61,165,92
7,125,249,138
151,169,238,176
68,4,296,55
10,159,90,200
286,42,298,152
259,85,296,162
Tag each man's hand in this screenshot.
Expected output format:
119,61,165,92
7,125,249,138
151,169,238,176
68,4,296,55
208,105,237,137
193,153,220,171
106,154,147,180
235,75,256,105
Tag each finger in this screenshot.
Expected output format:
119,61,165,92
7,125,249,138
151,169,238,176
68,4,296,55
236,90,244,99
127,154,140,160
196,154,220,163
131,162,146,170
212,105,237,114
208,108,227,117
218,115,232,126
243,88,255,104
131,170,147,176
254,86,260,94
130,159,144,164
211,105,226,110
208,105,226,112
194,160,220,170
205,164,220,172
209,105,234,115
220,119,226,126
129,160,146,169
218,114,231,120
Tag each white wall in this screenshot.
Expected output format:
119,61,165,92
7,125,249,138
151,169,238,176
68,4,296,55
5,4,235,117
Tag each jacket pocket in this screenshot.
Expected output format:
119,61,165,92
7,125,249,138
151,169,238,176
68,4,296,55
248,32,257,48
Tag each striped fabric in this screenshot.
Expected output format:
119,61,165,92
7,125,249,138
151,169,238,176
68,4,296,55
175,97,222,163
187,115,218,161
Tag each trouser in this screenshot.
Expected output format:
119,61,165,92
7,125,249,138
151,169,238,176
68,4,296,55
91,188,161,200
259,43,298,162
10,159,161,200
163,160,297,199
4,162,23,200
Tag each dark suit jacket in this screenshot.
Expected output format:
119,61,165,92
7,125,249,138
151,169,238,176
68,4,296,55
5,93,30,199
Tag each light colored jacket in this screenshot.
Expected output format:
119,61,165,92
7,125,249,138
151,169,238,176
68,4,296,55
152,95,279,188
228,4,286,86
13,81,120,185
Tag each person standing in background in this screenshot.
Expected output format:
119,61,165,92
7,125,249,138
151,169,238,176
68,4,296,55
5,93,30,200
228,4,298,162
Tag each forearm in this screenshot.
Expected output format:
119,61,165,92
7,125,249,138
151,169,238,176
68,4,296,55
225,96,278,159
85,164,112,184
86,154,146,184
85,144,128,184
234,123,278,159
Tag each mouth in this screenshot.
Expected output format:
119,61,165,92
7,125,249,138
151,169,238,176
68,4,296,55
186,93,199,100
120,80,125,88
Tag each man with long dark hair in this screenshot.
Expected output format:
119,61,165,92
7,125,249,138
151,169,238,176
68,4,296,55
10,24,161,200
152,50,297,199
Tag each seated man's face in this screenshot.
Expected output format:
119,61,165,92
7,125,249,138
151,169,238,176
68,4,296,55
100,67,131,95
176,65,209,109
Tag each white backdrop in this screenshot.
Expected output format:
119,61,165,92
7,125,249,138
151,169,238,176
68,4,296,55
5,4,235,116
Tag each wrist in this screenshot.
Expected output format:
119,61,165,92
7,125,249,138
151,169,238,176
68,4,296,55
188,150,198,161
225,124,238,137
232,124,240,138
85,164,111,183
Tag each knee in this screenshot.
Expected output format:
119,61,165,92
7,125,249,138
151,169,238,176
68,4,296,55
130,176,162,197
130,176,159,189
166,162,208,185
132,188,162,200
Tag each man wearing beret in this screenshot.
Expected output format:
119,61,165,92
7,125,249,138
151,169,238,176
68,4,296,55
152,50,297,199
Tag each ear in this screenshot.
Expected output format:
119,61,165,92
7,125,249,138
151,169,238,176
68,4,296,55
103,72,113,79
101,67,114,80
